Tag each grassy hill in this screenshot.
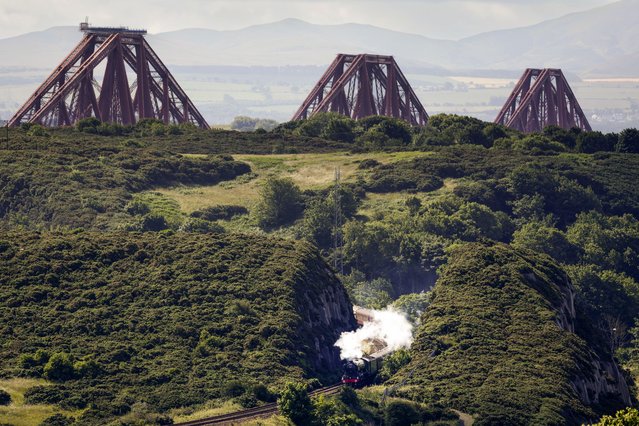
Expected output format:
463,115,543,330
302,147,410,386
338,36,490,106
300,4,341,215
392,242,631,425
2,117,639,424
0,231,355,424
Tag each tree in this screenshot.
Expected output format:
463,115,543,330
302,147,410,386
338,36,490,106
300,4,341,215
384,399,421,426
512,222,580,263
616,128,639,153
542,125,577,149
392,292,431,325
320,116,356,142
594,407,639,425
379,349,412,381
576,131,613,153
277,382,314,425
254,177,304,229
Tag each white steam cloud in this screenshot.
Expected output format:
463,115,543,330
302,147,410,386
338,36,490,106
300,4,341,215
335,308,413,360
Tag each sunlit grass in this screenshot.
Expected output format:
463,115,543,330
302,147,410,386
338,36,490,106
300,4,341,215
0,378,83,426
170,399,244,423
156,151,430,214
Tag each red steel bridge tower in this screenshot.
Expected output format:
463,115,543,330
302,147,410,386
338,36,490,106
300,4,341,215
292,54,428,126
8,23,208,128
495,68,591,133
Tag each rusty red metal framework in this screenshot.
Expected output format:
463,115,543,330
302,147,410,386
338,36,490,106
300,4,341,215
292,54,428,126
495,68,591,133
8,24,208,128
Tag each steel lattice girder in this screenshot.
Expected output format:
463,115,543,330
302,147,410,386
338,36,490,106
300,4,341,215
494,68,591,133
8,31,208,128
292,54,428,126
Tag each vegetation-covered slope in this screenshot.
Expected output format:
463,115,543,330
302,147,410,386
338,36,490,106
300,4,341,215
394,242,631,425
0,143,251,231
0,231,355,423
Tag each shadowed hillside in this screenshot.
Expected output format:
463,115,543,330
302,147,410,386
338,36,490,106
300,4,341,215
0,231,356,424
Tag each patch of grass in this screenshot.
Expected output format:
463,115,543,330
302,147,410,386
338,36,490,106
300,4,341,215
170,399,243,423
130,192,184,228
157,152,429,215
0,378,82,426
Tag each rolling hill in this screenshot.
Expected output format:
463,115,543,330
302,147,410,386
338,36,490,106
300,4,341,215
0,0,638,75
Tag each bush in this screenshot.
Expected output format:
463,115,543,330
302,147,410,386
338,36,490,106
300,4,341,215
77,117,101,133
254,177,304,229
616,128,639,153
357,159,380,170
277,382,314,425
222,381,246,398
594,407,639,425
320,116,356,143
139,213,169,232
251,384,276,402
512,135,566,154
576,131,614,153
43,353,75,381
190,205,248,221
384,399,421,426
27,124,49,137
39,413,75,426
24,385,67,405
0,389,10,405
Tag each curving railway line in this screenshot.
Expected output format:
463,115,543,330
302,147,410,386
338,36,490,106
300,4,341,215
175,384,343,425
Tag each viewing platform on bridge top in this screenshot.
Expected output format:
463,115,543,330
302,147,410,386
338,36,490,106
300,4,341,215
79,22,147,35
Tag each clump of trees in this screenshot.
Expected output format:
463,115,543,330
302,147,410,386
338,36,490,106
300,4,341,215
230,116,279,132
274,112,639,155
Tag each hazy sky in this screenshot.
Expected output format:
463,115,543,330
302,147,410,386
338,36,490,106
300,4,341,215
0,0,619,40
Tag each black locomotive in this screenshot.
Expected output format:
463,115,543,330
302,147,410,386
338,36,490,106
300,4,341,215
341,346,393,387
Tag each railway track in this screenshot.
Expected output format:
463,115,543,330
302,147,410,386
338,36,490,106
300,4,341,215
175,383,343,425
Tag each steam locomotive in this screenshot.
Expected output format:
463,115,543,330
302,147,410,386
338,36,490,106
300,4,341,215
341,345,393,387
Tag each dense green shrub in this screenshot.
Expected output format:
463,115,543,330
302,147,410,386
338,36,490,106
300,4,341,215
190,205,248,221
43,353,75,381
512,222,580,263
594,407,639,425
384,399,422,426
616,128,639,153
254,177,304,229
278,382,314,425
576,131,615,153
38,414,75,426
393,242,623,423
0,232,354,423
357,159,380,170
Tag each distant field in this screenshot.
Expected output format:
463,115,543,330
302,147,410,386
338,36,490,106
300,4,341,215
1,68,637,130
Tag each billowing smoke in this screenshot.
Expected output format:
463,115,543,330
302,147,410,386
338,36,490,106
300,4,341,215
335,308,413,360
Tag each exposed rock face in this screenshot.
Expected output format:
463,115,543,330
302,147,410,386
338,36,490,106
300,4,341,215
528,270,632,408
288,251,357,374
294,259,357,373
393,242,633,425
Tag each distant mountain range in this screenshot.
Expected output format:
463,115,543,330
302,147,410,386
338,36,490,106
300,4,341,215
0,0,638,76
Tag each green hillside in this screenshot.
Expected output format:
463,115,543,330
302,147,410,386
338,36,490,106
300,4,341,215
2,115,639,425
0,231,355,424
393,242,630,425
